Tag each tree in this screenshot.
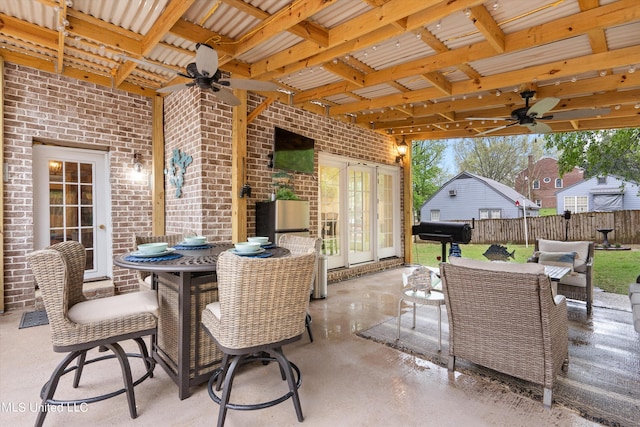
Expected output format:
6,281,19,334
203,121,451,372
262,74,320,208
453,135,537,186
410,139,447,220
544,128,640,182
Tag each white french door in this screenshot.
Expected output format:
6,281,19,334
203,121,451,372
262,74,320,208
33,145,111,280
319,154,401,269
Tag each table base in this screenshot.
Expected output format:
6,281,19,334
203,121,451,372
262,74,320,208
153,271,223,399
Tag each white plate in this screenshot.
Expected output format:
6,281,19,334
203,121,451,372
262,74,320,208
179,240,209,247
130,248,176,258
228,248,266,256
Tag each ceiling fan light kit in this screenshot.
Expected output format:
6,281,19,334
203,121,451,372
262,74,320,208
148,44,278,106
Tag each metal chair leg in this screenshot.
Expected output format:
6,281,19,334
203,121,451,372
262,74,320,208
305,313,314,342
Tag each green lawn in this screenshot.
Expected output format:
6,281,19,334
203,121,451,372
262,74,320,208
411,242,639,295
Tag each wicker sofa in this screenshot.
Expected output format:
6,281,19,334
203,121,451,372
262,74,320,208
440,257,569,408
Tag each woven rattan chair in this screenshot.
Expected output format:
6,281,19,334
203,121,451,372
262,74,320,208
278,234,322,342
440,257,569,408
27,241,158,426
530,239,595,314
134,234,184,289
201,251,316,427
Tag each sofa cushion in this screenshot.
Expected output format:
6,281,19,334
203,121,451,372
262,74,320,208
449,256,545,274
537,251,577,271
538,239,590,273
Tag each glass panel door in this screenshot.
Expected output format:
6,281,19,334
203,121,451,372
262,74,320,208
319,163,341,265
377,169,399,259
34,145,109,279
347,165,373,264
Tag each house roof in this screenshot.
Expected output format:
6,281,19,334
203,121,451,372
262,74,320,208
430,171,539,209
555,174,640,195
1,0,640,140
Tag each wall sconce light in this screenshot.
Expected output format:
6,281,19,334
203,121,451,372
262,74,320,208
133,153,143,173
395,137,408,163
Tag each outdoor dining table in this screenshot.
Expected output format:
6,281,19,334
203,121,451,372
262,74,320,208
113,242,290,399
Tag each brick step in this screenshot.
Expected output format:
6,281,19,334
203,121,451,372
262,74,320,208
34,280,115,311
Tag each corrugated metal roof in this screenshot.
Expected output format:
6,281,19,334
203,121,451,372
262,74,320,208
1,0,638,138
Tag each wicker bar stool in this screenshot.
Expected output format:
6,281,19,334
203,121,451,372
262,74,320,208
134,234,184,289
27,241,158,426
201,251,316,427
277,234,322,342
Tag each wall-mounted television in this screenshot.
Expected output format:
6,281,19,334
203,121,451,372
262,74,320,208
273,127,315,174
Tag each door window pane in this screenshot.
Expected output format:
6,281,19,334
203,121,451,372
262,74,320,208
319,165,340,256
377,173,394,249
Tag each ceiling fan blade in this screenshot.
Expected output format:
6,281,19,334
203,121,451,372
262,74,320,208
527,97,559,117
209,84,241,106
475,124,510,136
156,83,192,93
466,116,512,121
219,78,280,91
195,43,219,78
523,121,552,133
117,54,180,76
543,107,611,121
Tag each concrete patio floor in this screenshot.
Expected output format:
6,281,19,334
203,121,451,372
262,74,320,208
1,267,624,427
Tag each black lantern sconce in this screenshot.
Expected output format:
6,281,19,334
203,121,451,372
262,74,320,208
395,136,408,163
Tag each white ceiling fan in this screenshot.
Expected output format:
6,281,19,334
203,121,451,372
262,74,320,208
120,43,279,106
469,90,611,135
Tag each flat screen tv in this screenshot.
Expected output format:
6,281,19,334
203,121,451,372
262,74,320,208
273,127,315,174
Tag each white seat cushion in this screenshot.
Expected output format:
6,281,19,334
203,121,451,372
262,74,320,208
205,301,221,319
558,272,587,288
68,290,158,324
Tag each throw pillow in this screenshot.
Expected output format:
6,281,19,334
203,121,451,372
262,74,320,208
536,251,577,271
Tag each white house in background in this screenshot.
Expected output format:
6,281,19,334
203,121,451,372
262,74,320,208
420,171,539,222
556,175,640,214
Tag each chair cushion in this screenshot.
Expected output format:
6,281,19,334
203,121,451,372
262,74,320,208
449,257,545,274
558,272,586,288
68,290,158,324
538,239,590,273
536,251,577,271
205,301,221,319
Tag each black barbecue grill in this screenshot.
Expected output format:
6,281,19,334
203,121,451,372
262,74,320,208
412,220,473,262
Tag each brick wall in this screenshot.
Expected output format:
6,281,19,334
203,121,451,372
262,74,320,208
3,63,402,311
2,63,153,310
162,90,398,241
515,157,584,209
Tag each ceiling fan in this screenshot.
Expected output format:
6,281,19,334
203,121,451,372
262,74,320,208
120,43,279,106
469,90,611,135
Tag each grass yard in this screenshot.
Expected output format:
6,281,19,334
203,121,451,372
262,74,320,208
411,242,639,295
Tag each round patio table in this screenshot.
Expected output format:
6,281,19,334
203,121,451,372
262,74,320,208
114,243,290,400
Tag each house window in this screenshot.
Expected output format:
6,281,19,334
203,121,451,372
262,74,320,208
479,209,501,219
535,199,541,207
564,196,588,213
555,178,563,188
543,177,551,184
532,179,540,189
597,176,607,184
430,210,440,221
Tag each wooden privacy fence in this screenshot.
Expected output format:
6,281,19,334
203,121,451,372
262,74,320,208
447,210,640,245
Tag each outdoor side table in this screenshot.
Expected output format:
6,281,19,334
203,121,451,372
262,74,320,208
397,288,445,351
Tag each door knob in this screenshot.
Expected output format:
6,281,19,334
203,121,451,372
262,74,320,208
99,224,106,230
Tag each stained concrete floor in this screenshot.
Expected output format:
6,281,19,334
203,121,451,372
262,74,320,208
0,267,610,427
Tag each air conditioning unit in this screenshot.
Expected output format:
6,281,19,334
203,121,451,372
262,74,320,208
448,189,457,196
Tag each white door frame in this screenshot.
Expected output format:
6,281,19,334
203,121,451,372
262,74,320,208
33,145,111,280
